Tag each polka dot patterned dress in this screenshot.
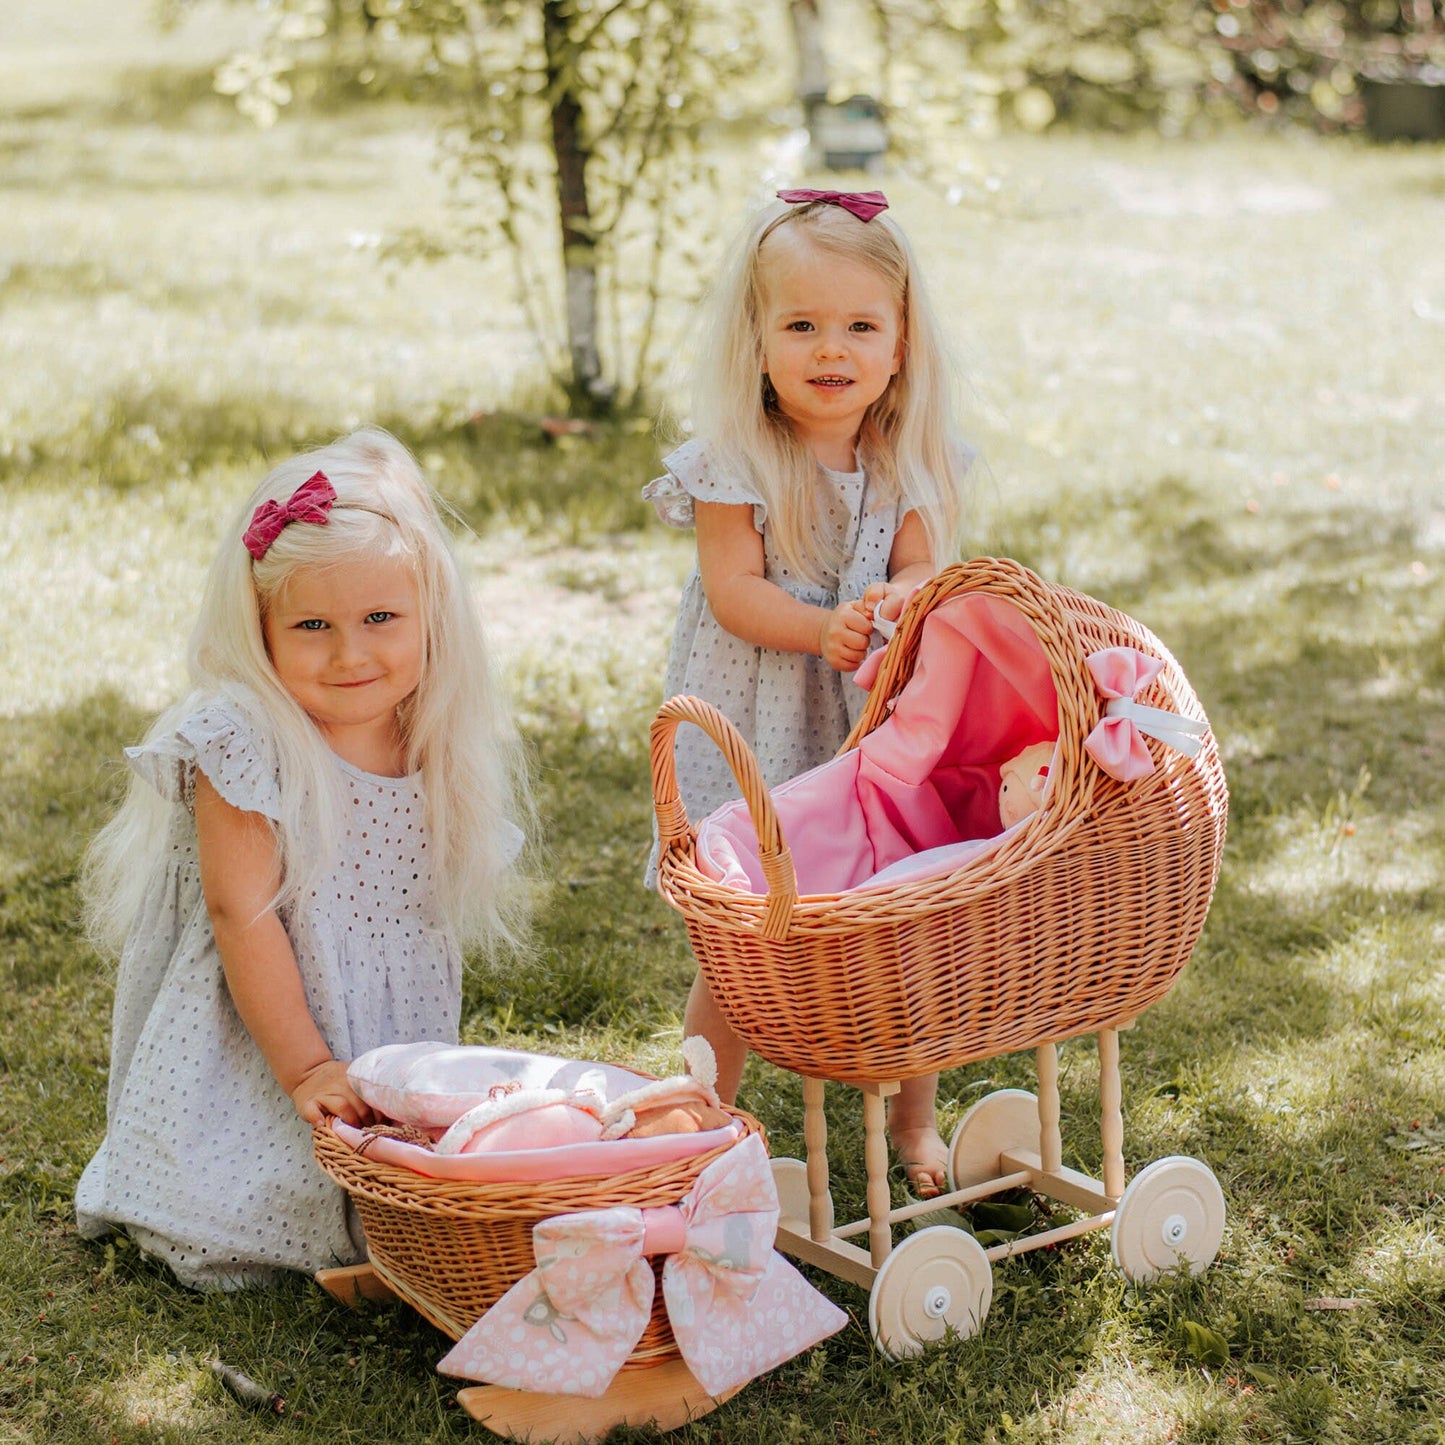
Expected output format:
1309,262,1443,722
642,439,907,884
75,693,461,1289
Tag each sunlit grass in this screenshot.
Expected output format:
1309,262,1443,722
3,1,1444,1441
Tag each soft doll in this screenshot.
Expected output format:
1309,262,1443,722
998,741,1055,828
351,1037,730,1156
598,1037,730,1139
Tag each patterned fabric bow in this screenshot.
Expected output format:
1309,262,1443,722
1083,647,1207,783
242,471,337,560
437,1134,846,1400
776,188,889,222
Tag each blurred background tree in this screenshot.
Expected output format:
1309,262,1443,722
165,0,1443,416
175,0,765,416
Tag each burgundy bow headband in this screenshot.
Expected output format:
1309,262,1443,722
243,470,337,561
776,188,889,222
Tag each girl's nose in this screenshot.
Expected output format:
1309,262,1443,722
814,329,847,358
332,628,367,668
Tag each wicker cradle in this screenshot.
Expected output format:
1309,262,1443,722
649,557,1229,1085
312,1107,764,1357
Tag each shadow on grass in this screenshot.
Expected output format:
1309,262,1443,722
4,449,1443,1439
3,385,662,539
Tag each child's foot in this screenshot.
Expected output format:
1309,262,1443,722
890,1122,948,1201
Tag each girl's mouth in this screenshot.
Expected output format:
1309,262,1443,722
808,376,853,389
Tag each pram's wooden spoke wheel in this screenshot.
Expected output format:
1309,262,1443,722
771,1156,833,1234
947,1089,1041,1190
867,1226,992,1360
1110,1155,1225,1283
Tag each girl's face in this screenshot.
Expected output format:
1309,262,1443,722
263,552,423,772
757,228,904,469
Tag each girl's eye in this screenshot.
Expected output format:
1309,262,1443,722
298,618,326,631
850,321,876,332
786,320,814,332
365,611,394,624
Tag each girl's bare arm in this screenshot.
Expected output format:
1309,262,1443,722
194,773,370,1125
694,499,873,670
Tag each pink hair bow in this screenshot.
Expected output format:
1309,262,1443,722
242,470,337,560
437,1134,846,1400
1083,647,1207,783
776,188,889,222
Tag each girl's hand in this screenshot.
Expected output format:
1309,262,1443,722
863,579,914,626
288,1059,372,1127
820,599,875,672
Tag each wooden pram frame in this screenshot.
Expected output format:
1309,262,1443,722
770,1029,1224,1358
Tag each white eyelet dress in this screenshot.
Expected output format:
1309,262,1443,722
75,691,462,1289
643,440,908,885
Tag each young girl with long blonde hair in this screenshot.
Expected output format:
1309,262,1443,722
77,427,530,1287
644,190,971,1197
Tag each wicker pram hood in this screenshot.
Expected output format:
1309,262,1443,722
695,593,1060,895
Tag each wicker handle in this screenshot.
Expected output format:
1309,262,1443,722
844,556,1101,834
649,695,797,941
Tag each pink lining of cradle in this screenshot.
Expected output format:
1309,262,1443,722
330,1117,744,1182
697,594,1060,895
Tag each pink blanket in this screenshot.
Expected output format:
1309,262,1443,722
698,594,1058,894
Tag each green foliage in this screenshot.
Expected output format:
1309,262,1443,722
198,0,767,413
847,0,1445,141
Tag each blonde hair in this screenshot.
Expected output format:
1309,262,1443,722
684,198,968,584
85,427,531,958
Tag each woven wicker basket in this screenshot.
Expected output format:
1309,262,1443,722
650,557,1229,1084
313,1107,764,1357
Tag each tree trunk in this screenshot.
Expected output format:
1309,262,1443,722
542,0,608,413
789,0,830,128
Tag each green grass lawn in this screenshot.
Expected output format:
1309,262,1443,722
3,2,1445,1442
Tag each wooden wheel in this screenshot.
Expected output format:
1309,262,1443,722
947,1089,1040,1190
867,1226,992,1360
1111,1156,1225,1284
770,1156,832,1235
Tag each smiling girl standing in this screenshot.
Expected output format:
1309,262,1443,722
644,191,971,1197
77,428,529,1287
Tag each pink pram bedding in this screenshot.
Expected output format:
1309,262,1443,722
696,594,1059,894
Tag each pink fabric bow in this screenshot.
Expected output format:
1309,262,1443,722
437,1134,846,1400
776,188,889,222
242,471,337,560
1083,647,1206,782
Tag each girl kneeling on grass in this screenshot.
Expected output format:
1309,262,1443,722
645,190,971,1198
76,427,530,1289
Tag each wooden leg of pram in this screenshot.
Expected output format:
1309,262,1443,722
1035,1043,1062,1174
456,1360,740,1444
1098,1027,1126,1201
803,1075,832,1243
860,1080,900,1268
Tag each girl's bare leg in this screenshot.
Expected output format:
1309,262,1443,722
683,970,748,1106
888,1073,947,1199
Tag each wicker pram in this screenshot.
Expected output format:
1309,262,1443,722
649,557,1230,1359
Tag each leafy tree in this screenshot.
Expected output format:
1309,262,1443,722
191,0,765,415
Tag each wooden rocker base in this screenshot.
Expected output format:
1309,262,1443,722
316,1266,737,1439
314,1262,399,1307
456,1360,738,1444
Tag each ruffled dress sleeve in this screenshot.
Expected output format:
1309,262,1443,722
641,439,767,533
124,693,283,821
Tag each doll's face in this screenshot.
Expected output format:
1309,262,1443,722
263,552,422,770
757,228,903,465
